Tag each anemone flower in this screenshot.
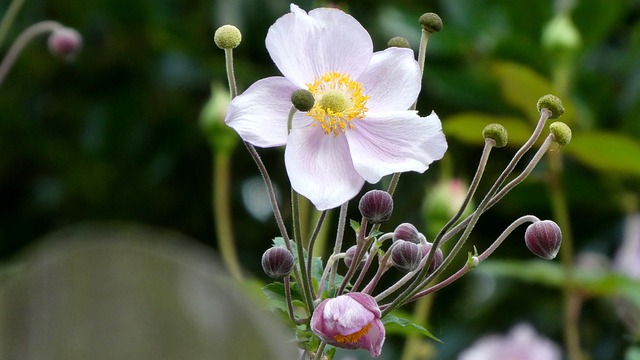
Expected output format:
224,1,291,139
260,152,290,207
225,4,447,210
311,292,385,357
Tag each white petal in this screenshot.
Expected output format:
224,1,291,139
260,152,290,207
224,76,298,148
357,47,421,112
346,111,447,183
285,127,364,210
266,4,373,88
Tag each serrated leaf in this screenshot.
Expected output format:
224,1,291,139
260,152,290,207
564,131,640,177
382,314,440,342
443,113,535,148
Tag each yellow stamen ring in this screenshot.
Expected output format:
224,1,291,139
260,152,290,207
334,323,372,343
306,72,369,136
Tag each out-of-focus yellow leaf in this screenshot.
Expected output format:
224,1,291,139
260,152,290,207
564,131,640,177
489,61,577,125
443,112,540,148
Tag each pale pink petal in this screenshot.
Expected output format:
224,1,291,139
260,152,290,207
266,4,372,88
285,126,364,210
356,318,385,357
345,293,381,318
224,76,299,148
346,111,447,183
310,299,330,336
323,295,374,335
356,47,421,112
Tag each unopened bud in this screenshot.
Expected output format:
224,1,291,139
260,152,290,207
291,89,315,112
419,13,443,33
359,190,394,224
420,242,444,273
537,94,565,119
525,220,562,260
344,245,367,269
542,14,581,55
261,246,295,278
482,123,508,148
392,240,423,272
48,27,82,61
393,223,421,244
387,36,410,48
549,121,572,146
214,24,242,49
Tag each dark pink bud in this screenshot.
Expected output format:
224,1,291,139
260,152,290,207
48,27,82,61
391,240,423,272
393,222,421,244
525,220,562,260
261,246,294,278
419,242,444,273
358,190,393,224
344,245,367,269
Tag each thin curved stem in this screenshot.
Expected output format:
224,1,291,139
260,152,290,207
0,0,27,48
223,48,237,99
0,20,63,87
292,190,315,312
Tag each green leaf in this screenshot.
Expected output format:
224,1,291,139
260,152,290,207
350,219,360,233
382,314,440,342
443,113,536,148
489,61,576,125
564,131,640,177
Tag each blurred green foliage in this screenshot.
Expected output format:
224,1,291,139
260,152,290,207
2,0,640,358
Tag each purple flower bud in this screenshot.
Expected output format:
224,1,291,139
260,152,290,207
391,240,423,272
419,242,444,273
261,246,294,278
358,190,393,224
393,223,421,244
311,292,385,357
525,220,562,260
48,27,82,61
344,245,367,269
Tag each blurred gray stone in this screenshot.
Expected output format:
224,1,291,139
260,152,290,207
0,222,298,360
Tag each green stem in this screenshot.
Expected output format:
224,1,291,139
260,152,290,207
223,48,237,99
213,152,243,280
292,190,315,311
0,0,27,48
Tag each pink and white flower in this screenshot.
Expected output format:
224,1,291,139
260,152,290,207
225,4,447,210
311,292,385,357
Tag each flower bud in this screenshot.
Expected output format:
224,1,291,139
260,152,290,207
537,94,565,119
291,89,315,112
392,240,423,272
482,123,508,148
419,13,443,33
47,27,82,61
261,246,294,278
525,220,562,260
549,121,572,146
214,24,242,49
542,14,581,55
359,190,394,224
387,36,410,48
344,245,367,269
419,242,444,273
393,223,421,244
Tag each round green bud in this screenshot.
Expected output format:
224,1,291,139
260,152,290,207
419,13,443,33
541,15,581,55
291,89,315,112
482,123,508,148
549,121,572,146
214,25,241,49
537,94,565,119
387,36,411,48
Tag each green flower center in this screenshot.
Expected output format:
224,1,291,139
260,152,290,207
319,90,349,113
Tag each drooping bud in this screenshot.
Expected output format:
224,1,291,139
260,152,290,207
392,240,423,272
47,27,82,61
261,246,295,278
344,245,367,269
482,123,508,148
525,220,562,260
387,36,410,48
537,94,565,119
359,190,394,224
393,223,421,244
291,89,315,112
419,13,443,33
419,242,444,273
214,24,242,49
549,121,572,146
